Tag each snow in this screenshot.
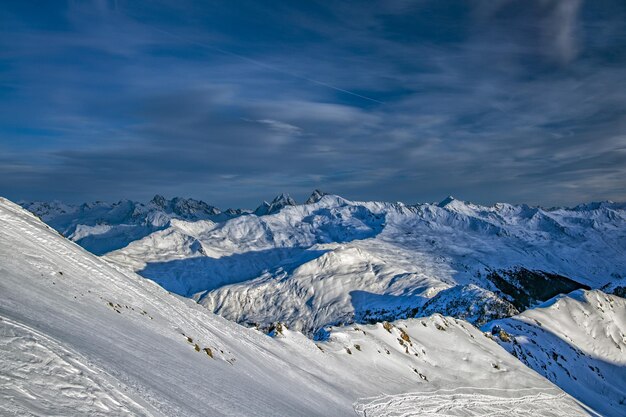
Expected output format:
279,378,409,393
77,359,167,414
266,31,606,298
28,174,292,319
484,290,626,416
20,195,243,255
0,317,149,416
0,197,592,416
253,193,297,216
305,189,328,204
354,388,587,417
105,194,626,336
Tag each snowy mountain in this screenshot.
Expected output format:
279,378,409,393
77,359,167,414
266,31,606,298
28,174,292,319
305,189,328,204
253,192,297,216
0,197,595,416
105,192,626,337
484,290,626,416
20,195,245,255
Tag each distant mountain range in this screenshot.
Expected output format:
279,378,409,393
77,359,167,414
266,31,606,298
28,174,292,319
21,191,625,334
18,191,320,254
20,195,248,254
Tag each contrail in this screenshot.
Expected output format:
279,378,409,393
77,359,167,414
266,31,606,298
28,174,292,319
118,9,385,105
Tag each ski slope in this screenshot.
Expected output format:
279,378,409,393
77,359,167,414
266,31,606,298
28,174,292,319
0,197,592,416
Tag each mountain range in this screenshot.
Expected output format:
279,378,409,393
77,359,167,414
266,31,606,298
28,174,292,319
3,192,625,415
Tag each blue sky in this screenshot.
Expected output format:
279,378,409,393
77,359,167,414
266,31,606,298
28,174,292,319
1,0,625,208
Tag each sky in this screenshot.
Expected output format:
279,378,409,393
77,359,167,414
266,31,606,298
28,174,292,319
1,0,625,208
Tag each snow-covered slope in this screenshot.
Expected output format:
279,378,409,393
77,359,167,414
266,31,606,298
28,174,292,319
20,195,245,255
201,245,446,337
106,193,626,336
484,290,626,417
0,197,592,416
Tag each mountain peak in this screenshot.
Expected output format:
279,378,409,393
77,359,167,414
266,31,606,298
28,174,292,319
437,195,456,207
254,193,297,216
271,193,296,205
253,201,271,216
305,189,327,204
150,194,168,208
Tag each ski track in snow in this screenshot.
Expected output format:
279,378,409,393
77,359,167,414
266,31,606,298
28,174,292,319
0,316,154,417
353,388,591,417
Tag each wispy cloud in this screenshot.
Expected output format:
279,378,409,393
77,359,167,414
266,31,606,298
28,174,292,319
250,119,302,136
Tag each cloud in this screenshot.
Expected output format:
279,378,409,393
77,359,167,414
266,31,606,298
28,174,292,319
254,119,301,134
0,0,625,207
547,0,584,63
472,0,584,65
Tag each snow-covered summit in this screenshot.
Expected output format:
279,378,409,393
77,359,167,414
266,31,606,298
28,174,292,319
306,189,328,204
254,193,297,216
149,194,221,217
437,195,456,207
